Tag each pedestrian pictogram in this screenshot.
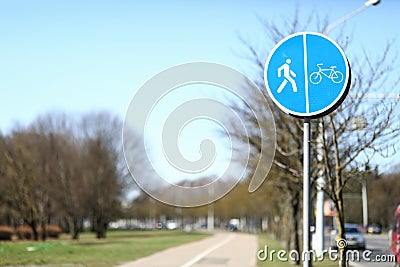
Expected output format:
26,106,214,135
277,58,298,93
264,32,351,118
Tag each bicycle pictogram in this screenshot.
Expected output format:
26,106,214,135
309,63,344,85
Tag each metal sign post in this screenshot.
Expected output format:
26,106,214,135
264,32,351,267
303,118,311,267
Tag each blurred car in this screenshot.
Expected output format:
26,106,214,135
367,223,382,234
330,223,366,250
227,218,240,231
390,205,400,267
166,220,178,230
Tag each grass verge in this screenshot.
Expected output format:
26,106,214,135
0,230,210,267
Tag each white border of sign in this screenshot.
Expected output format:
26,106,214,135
264,32,351,118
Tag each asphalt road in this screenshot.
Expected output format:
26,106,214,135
321,233,395,266
349,234,395,267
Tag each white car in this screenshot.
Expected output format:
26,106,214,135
330,223,366,250
166,220,178,230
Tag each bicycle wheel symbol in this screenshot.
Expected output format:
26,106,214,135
331,71,343,83
309,72,322,85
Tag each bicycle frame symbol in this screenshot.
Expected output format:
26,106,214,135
309,63,344,85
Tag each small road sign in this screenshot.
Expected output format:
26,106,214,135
264,32,351,118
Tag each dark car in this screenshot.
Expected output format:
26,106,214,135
367,223,382,234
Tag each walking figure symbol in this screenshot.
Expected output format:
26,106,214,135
277,58,298,94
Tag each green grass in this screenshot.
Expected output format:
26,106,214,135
257,234,338,267
0,230,210,267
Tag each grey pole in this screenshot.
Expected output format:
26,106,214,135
314,178,325,256
207,188,215,232
207,204,214,232
314,123,325,257
362,180,368,228
303,119,311,267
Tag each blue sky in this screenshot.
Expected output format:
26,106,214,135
1,0,399,175
1,0,398,130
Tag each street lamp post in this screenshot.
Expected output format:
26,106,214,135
350,118,369,229
324,0,381,34
207,188,214,232
361,179,368,228
313,0,381,257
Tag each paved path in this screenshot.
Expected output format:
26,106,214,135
115,232,258,267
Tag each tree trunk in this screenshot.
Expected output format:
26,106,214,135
29,221,39,241
335,198,348,267
95,218,107,239
69,217,81,240
72,218,82,240
63,217,70,233
40,220,47,241
290,191,300,265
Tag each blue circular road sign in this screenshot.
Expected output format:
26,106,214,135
264,32,351,118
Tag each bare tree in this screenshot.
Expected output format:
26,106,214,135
368,172,400,228
320,54,400,265
238,8,400,267
30,113,87,239
79,112,124,238
1,111,137,241
2,129,50,241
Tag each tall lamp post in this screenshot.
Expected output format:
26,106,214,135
313,0,381,257
350,117,369,228
324,0,381,34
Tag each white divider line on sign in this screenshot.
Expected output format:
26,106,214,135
303,33,310,114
